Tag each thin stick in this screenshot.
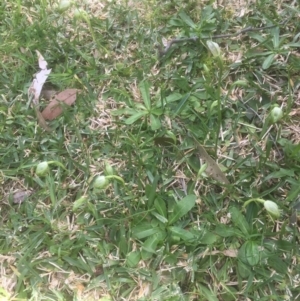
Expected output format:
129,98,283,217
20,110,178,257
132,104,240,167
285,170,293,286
157,20,288,58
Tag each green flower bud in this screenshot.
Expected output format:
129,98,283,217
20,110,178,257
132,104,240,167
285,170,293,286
93,175,109,189
105,162,114,176
270,107,283,124
203,64,209,73
36,161,49,177
72,196,88,211
264,200,280,218
232,80,248,87
73,8,87,20
206,40,221,57
58,0,71,13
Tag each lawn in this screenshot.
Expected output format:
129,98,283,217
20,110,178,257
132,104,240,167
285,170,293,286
0,0,300,300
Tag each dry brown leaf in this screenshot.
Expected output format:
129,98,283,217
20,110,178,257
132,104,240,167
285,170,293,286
41,89,78,120
35,109,52,132
222,249,238,257
193,139,229,185
198,249,238,258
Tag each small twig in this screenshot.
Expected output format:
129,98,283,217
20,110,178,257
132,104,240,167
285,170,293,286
157,20,288,58
156,37,198,57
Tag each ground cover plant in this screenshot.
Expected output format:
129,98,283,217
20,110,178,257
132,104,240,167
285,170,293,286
0,0,300,300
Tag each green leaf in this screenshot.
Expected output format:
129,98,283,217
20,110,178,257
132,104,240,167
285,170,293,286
125,111,147,124
262,53,275,70
238,241,259,266
165,92,182,103
111,108,135,116
132,224,160,239
237,261,251,278
267,255,288,273
201,231,218,245
229,207,250,237
173,93,191,117
141,234,164,260
285,42,300,47
150,108,164,116
169,226,196,241
168,194,196,225
126,251,141,268
271,27,280,49
139,80,151,110
154,198,167,218
198,284,218,301
118,226,128,256
145,174,159,204
263,168,294,182
178,11,196,29
214,225,243,237
150,114,161,130
151,211,168,224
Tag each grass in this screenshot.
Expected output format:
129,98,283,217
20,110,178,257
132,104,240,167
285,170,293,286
0,0,300,300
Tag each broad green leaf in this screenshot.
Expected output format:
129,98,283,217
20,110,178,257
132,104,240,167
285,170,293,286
229,207,250,237
154,198,167,218
151,108,164,116
238,241,259,266
237,261,251,278
150,114,161,130
132,224,160,239
262,53,275,70
125,111,147,124
165,92,182,103
271,27,280,49
214,225,243,237
178,11,196,28
276,240,295,252
263,168,294,181
169,226,196,241
248,33,266,43
118,226,128,256
135,103,147,110
141,233,164,260
126,251,141,268
267,255,288,273
173,93,191,117
285,42,300,47
201,231,218,245
201,5,214,20
168,194,196,225
139,80,151,110
151,211,168,224
145,175,160,207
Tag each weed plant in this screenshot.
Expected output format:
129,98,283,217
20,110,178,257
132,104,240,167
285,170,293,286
0,0,300,300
